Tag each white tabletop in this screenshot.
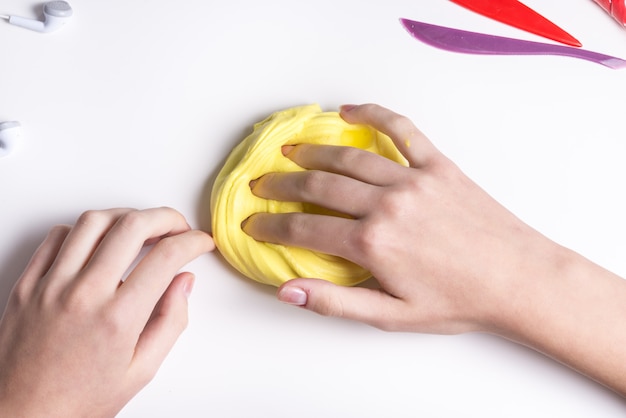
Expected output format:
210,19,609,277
1,0,626,416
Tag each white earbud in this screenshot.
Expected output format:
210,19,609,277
2,1,73,33
0,122,22,158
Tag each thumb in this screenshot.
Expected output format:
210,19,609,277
277,278,404,331
130,272,194,387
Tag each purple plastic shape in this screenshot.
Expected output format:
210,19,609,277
400,18,626,69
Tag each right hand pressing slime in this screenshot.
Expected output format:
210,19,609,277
211,104,406,287
243,103,626,396
243,103,537,334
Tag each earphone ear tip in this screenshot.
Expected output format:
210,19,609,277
43,1,73,18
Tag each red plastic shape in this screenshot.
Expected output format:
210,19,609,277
450,0,582,47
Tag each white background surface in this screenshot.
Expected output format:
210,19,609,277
1,0,626,416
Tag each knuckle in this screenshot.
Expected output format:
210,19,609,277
60,282,92,310
157,206,184,222
351,221,385,259
281,214,307,242
388,114,415,135
80,300,127,338
56,284,96,320
436,158,464,183
76,209,108,227
377,186,412,219
313,293,346,318
9,280,31,308
99,308,127,337
153,235,185,264
299,170,326,197
116,209,146,234
333,146,363,168
57,284,124,332
368,304,406,332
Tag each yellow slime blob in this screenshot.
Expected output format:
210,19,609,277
210,104,407,287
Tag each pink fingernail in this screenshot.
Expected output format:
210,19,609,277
281,145,295,156
278,286,307,306
340,104,357,113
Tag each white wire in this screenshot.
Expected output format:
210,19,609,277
0,15,10,20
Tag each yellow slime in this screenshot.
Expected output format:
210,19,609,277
210,104,407,287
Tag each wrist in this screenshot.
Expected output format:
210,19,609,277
486,239,575,339
462,226,565,336
486,238,626,394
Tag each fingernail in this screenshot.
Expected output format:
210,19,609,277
240,216,250,230
249,179,257,189
281,145,294,156
340,104,357,113
277,286,308,306
184,275,195,299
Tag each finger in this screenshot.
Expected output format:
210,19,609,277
15,225,71,298
242,212,358,260
129,272,194,389
81,207,194,291
340,104,438,168
277,278,406,331
281,144,407,186
118,229,214,321
251,170,381,218
47,208,133,282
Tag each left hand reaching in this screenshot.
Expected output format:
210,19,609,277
0,207,214,417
